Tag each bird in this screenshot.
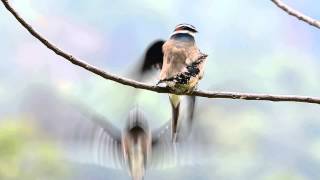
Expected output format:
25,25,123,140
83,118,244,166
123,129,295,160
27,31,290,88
138,23,208,142
20,87,210,180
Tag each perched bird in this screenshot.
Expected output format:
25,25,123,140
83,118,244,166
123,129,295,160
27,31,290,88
139,24,207,142
20,87,209,180
159,24,207,92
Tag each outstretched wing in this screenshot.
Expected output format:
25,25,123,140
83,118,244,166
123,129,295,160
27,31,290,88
140,40,165,74
149,97,210,170
150,122,210,170
179,95,196,140
20,87,125,169
121,40,165,108
168,95,196,142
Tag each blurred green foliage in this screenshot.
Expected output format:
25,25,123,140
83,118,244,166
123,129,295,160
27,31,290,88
0,119,69,180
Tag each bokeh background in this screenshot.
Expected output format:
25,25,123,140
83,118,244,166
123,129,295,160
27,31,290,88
0,0,320,179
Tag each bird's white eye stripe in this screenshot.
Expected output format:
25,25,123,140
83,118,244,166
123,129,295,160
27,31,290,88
175,24,195,29
170,30,195,38
174,24,197,32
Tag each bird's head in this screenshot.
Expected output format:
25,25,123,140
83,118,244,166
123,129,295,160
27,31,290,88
170,23,198,40
174,23,198,33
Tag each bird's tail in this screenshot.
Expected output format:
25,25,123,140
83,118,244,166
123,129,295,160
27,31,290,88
169,94,180,142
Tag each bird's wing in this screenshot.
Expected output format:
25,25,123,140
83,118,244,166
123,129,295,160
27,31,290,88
149,97,210,170
125,39,164,82
150,123,210,170
168,95,196,142
177,95,196,140
20,87,125,169
139,40,165,73
121,40,165,107
153,96,195,143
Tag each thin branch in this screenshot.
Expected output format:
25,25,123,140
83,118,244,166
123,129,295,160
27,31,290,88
271,0,320,29
1,0,320,105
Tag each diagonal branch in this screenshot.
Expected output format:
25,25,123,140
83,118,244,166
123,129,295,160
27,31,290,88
271,0,320,29
1,0,320,105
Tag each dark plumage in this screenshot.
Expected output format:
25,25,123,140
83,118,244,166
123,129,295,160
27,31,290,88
140,40,165,73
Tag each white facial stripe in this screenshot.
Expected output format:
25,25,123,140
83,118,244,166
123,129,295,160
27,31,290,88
175,24,196,30
170,30,195,37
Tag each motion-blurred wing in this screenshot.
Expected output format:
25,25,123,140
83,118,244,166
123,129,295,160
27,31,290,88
149,116,211,170
20,87,125,169
181,95,196,140
170,95,197,142
150,122,175,169
140,40,165,74
125,40,164,82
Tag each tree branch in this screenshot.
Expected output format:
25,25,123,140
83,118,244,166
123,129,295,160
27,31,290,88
271,0,320,29
1,0,320,105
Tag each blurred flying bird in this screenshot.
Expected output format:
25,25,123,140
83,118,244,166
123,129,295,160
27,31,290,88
20,87,210,180
139,24,207,142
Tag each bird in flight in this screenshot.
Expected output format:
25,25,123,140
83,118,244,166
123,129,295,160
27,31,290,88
139,23,208,142
21,87,209,180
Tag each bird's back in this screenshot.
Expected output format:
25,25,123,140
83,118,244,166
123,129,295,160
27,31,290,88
161,39,199,81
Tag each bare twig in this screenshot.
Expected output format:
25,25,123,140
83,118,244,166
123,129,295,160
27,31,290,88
271,0,320,29
1,0,320,105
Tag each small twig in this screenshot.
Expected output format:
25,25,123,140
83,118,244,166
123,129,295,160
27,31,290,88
271,0,320,29
1,0,320,105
